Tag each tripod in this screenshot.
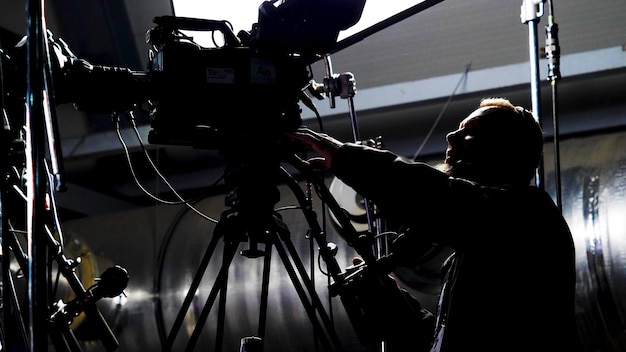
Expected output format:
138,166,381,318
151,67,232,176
158,153,352,352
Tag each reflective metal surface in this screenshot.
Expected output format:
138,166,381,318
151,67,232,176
60,129,626,351
545,130,626,352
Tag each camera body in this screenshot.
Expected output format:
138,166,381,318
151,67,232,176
144,18,311,151
140,0,366,151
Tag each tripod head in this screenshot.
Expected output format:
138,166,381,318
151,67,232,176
217,152,285,258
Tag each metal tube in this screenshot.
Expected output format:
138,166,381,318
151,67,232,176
521,0,546,190
546,0,563,210
25,0,51,350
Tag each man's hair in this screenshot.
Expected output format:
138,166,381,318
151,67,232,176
478,97,544,185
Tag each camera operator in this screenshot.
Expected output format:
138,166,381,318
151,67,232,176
288,97,583,352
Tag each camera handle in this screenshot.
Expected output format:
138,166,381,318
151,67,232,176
151,16,241,48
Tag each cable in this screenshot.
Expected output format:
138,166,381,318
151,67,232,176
412,62,472,160
114,112,218,223
114,114,180,205
127,113,226,213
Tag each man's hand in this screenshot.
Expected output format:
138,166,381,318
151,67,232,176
287,127,344,169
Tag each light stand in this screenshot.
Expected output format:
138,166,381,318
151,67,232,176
544,0,563,210
311,55,415,351
313,55,381,241
25,0,52,348
521,0,546,191
521,0,563,209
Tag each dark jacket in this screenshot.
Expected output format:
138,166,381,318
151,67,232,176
331,143,581,352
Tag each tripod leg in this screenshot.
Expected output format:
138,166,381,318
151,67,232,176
257,242,272,342
215,239,238,352
238,241,273,352
164,230,223,351
270,232,345,352
185,239,239,352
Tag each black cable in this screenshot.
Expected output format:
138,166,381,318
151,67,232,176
412,63,471,160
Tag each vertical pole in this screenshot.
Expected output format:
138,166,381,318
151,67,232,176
521,0,546,190
25,0,50,350
545,0,563,210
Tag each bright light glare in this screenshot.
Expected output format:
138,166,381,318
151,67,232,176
173,0,261,35
338,0,427,41
172,0,427,48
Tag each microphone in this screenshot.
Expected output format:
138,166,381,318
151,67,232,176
48,265,128,352
90,265,129,299
52,265,129,320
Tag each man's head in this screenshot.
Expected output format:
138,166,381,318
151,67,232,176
443,97,544,186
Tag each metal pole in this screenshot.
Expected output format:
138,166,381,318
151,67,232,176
25,0,51,350
545,0,563,210
521,0,546,190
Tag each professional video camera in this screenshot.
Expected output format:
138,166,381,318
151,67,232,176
46,0,366,156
